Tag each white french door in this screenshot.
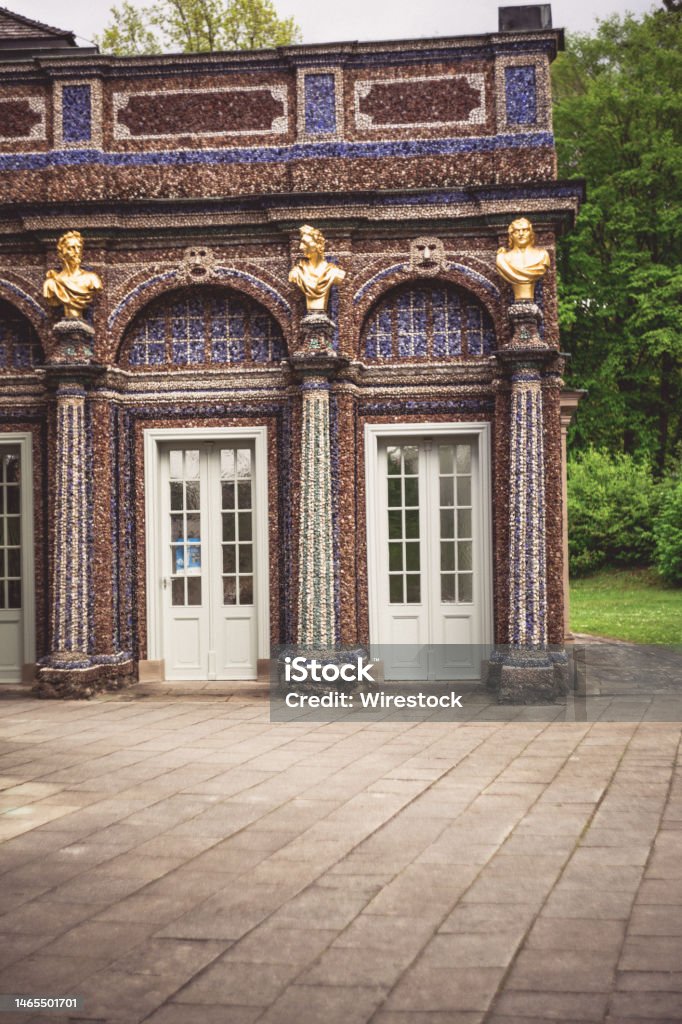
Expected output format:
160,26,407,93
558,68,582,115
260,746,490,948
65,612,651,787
366,425,492,680
151,432,267,680
0,436,34,684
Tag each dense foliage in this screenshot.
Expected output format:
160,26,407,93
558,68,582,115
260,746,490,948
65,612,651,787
96,0,301,54
553,11,682,476
654,477,682,586
567,449,660,576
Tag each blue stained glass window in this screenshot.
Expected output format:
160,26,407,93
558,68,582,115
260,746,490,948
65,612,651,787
304,73,336,134
0,301,41,371
123,287,285,368
505,66,537,125
363,284,495,360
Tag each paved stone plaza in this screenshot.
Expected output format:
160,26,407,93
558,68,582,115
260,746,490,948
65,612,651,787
0,690,681,1024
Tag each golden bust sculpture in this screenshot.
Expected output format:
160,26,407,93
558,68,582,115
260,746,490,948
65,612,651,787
288,224,345,313
496,217,550,301
43,231,102,319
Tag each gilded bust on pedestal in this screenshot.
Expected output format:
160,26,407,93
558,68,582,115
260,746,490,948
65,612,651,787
43,231,102,319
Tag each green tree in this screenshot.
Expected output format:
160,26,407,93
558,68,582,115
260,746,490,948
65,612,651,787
95,0,301,55
96,2,162,55
553,12,682,475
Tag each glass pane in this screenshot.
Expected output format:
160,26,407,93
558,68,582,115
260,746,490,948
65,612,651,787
456,445,472,474
403,446,419,475
439,477,454,507
405,510,419,538
170,515,183,542
239,576,253,604
185,450,200,480
457,509,472,538
458,541,473,571
172,546,184,573
387,447,401,476
187,577,202,605
236,449,251,478
441,573,455,602
388,510,402,539
220,448,235,479
238,513,252,541
170,482,183,511
439,446,454,474
238,545,253,573
0,585,4,609
5,455,19,484
6,517,18,545
237,481,251,509
185,515,200,540
404,478,418,507
388,542,402,571
7,549,20,577
6,488,19,515
169,450,183,479
8,579,21,608
0,550,4,577
440,510,454,539
223,544,236,573
405,574,420,603
457,477,471,506
223,577,237,605
441,542,455,571
0,519,3,545
389,575,403,603
222,482,235,509
187,544,201,570
387,478,401,507
405,542,420,571
171,578,185,605
223,514,236,542
185,482,200,511
458,574,473,603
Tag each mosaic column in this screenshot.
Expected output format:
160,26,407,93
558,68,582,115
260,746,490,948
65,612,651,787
36,321,123,697
494,303,567,702
291,315,346,646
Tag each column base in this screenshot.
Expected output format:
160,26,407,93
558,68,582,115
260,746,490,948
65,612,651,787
35,653,135,699
485,648,570,704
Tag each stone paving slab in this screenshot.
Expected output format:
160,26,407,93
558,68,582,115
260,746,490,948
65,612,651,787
0,694,679,1023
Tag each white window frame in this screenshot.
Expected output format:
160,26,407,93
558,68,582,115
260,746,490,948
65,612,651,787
364,421,494,648
143,426,270,665
0,432,36,674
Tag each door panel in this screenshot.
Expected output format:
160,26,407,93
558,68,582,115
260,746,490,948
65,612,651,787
373,435,486,681
0,447,22,683
161,442,258,680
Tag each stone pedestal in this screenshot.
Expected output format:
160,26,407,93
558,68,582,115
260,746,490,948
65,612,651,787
491,301,568,703
36,320,133,698
290,314,346,646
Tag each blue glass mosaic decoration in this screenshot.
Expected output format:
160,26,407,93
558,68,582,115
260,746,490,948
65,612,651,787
304,74,336,134
505,66,537,125
363,285,495,359
125,287,285,367
62,85,92,143
0,300,41,370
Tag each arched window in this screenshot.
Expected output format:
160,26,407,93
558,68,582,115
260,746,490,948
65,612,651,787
121,287,286,368
0,300,41,371
363,283,495,361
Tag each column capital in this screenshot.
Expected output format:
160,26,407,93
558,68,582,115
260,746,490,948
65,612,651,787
47,317,98,366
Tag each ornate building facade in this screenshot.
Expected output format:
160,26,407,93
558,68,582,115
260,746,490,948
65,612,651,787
0,7,582,699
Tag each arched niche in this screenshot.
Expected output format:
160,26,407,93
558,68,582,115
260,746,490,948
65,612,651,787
362,281,496,361
0,299,43,371
118,285,287,369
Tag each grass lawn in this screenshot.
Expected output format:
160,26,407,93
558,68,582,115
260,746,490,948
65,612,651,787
570,568,682,645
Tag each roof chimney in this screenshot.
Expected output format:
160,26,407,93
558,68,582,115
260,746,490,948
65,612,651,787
498,5,552,31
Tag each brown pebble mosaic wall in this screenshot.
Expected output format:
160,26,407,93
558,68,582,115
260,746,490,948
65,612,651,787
0,27,583,688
